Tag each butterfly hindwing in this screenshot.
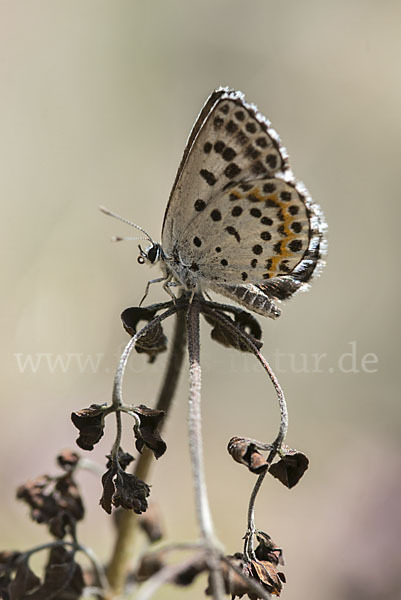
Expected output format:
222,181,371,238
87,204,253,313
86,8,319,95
177,178,312,286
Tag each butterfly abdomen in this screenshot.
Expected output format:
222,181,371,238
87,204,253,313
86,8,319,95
214,283,282,319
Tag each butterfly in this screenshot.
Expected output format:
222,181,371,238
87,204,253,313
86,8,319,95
104,88,326,319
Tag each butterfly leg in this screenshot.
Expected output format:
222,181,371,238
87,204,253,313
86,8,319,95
139,275,171,306
163,278,183,302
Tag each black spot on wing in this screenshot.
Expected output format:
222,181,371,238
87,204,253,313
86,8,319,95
231,205,243,217
194,199,206,211
263,182,276,193
288,239,303,252
225,226,241,243
200,169,216,186
225,163,241,179
222,147,237,161
226,120,238,134
210,209,222,221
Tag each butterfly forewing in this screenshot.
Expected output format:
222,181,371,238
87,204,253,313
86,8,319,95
158,88,326,317
162,89,290,252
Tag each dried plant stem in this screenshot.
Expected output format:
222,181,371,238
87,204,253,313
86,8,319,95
134,551,206,600
186,299,214,542
245,471,267,559
201,303,288,450
187,298,224,600
111,304,180,407
200,304,288,560
111,410,123,459
106,308,187,593
245,343,287,558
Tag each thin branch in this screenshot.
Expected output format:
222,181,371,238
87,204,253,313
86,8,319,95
79,543,111,597
186,298,214,543
245,471,267,560
187,298,225,600
106,308,187,593
110,410,123,463
133,551,206,600
111,304,182,408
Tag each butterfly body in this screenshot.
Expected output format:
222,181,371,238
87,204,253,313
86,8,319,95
139,88,326,318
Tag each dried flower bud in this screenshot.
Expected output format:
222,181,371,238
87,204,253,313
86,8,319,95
56,450,80,472
16,470,84,539
112,471,150,513
133,405,167,459
205,554,253,598
203,308,263,352
121,307,167,362
100,451,150,515
269,447,309,488
71,403,108,451
105,447,134,471
228,437,269,474
255,532,285,566
251,558,286,597
205,546,286,598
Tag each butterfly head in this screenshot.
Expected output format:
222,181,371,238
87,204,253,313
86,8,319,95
137,242,163,266
99,206,164,267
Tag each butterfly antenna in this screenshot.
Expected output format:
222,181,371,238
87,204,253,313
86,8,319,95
99,206,153,242
112,235,152,243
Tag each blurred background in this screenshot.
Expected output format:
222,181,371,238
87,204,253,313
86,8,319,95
1,1,400,598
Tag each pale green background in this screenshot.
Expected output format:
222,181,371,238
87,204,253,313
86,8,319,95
1,1,400,599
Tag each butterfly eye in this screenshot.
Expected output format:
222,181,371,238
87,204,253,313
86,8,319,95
147,245,159,263
137,256,145,264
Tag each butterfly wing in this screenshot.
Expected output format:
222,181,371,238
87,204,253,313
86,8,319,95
161,88,326,317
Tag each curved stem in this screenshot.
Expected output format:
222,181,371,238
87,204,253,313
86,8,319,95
200,303,288,451
106,308,187,593
22,540,110,598
112,304,181,408
244,471,267,560
200,303,288,561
